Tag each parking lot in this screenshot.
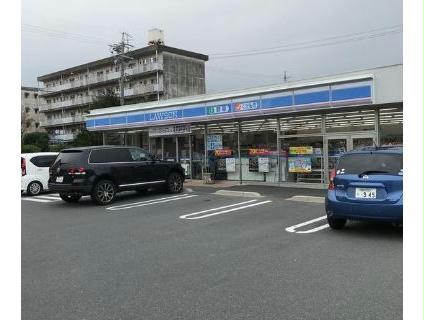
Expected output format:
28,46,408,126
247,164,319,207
22,185,402,320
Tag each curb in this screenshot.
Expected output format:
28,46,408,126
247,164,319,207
213,190,263,198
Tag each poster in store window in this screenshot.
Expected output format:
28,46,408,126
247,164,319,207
207,135,223,151
225,157,236,172
249,157,259,172
258,157,269,172
288,157,312,173
289,146,313,155
216,159,227,172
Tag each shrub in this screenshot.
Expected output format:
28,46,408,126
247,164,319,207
22,132,49,151
21,144,41,153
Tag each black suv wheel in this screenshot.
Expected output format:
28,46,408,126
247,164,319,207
59,193,82,203
327,216,347,230
91,180,116,205
166,172,184,193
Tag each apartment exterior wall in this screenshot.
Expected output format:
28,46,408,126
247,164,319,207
37,45,208,142
21,87,46,134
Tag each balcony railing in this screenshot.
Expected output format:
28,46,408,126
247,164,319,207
40,114,85,127
39,62,163,95
40,96,94,111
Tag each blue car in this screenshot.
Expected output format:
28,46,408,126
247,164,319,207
325,147,403,229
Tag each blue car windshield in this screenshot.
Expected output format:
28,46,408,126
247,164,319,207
336,153,403,175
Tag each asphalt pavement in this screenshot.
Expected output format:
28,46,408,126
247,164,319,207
21,186,402,320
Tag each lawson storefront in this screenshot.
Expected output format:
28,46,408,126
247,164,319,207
85,64,403,187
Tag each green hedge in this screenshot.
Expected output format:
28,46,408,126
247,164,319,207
21,144,41,153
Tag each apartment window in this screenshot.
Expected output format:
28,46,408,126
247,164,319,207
128,63,135,69
69,78,75,82
143,59,147,65
24,92,29,98
128,82,133,89
46,99,51,104
150,78,156,84
25,107,30,113
115,66,120,72
34,108,39,114
97,71,104,77
34,93,38,98
152,57,157,62
35,122,40,128
79,75,83,80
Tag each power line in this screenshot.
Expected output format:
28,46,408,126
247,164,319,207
207,66,282,79
209,26,402,59
22,23,110,43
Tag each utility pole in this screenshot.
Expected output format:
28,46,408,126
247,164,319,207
109,32,134,106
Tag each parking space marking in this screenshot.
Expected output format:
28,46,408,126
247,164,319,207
179,200,272,220
106,194,197,211
35,195,61,200
22,194,62,203
285,195,325,204
285,215,329,234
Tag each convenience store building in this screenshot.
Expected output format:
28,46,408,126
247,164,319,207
85,64,403,187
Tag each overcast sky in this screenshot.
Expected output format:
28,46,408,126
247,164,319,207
22,0,402,93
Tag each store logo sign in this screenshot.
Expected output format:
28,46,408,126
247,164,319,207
234,101,259,112
207,104,231,115
147,110,180,121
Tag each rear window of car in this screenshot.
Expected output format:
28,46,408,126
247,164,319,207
89,148,132,163
336,153,403,175
30,155,57,167
55,150,85,164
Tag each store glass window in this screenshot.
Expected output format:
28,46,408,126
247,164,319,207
240,119,278,183
280,136,324,184
379,107,403,146
206,122,239,181
280,114,322,135
325,110,375,133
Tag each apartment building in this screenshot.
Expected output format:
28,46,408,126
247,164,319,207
37,40,208,142
21,86,46,134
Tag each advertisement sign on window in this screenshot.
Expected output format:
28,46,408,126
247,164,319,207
214,149,232,157
225,158,236,172
258,157,269,172
288,157,312,173
248,148,270,156
207,135,223,151
149,124,191,137
289,146,313,155
249,157,259,172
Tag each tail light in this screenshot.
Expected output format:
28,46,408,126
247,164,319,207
328,169,336,190
67,167,87,175
21,158,26,176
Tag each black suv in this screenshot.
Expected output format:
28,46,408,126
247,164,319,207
48,146,185,205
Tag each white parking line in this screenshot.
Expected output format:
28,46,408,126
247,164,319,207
22,198,53,203
35,195,61,200
107,194,197,211
285,195,325,203
179,200,258,219
180,200,272,220
285,215,329,233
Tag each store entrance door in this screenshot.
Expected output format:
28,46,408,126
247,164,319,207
324,133,376,183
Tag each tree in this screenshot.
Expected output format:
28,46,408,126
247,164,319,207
90,91,120,110
72,129,102,147
22,132,49,152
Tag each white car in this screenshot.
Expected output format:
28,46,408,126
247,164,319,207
21,152,58,196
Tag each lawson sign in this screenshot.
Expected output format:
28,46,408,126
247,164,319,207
86,82,372,130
